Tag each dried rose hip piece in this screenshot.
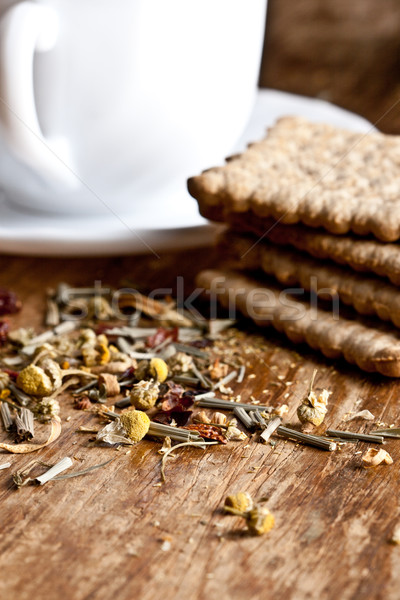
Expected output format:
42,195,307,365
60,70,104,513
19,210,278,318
74,396,92,410
146,327,178,348
3,368,18,380
183,424,228,444
0,288,21,316
0,320,10,345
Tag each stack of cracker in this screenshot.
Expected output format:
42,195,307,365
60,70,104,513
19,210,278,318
188,116,400,377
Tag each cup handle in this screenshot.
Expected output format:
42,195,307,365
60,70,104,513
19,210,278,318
0,2,76,187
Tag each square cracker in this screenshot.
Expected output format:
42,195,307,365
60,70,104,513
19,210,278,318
227,213,400,286
188,116,400,242
217,229,400,329
196,268,400,377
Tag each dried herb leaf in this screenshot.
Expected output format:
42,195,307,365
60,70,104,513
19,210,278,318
53,457,116,480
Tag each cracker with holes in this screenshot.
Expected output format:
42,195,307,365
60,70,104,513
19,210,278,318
225,214,400,286
196,269,400,378
188,116,400,242
217,229,400,328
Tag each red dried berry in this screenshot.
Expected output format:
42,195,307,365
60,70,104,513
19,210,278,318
183,424,227,444
146,327,178,348
74,396,92,410
189,339,213,349
153,410,192,426
0,288,21,316
0,320,9,346
159,382,194,412
3,368,18,380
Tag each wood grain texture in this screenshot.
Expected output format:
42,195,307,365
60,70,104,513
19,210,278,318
1,250,400,600
1,6,400,595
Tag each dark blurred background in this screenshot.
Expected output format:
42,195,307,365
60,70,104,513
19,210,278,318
259,0,400,133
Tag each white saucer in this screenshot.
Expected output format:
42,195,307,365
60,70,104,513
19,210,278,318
0,89,374,257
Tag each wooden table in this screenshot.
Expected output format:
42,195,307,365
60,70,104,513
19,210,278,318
0,244,399,600
1,6,399,597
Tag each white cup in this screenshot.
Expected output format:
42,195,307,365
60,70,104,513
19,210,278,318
0,0,267,215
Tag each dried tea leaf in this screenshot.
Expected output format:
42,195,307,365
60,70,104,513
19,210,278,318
371,428,400,438
344,410,375,422
0,416,61,453
53,457,116,480
96,420,133,445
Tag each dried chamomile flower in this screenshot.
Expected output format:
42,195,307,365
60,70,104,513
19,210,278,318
17,365,53,397
81,346,98,367
167,352,194,374
39,358,62,391
108,345,132,363
119,410,150,442
78,330,109,366
218,384,233,395
246,506,275,536
52,336,75,357
223,496,274,536
130,379,160,410
297,370,330,427
78,328,97,346
97,410,150,445
362,448,393,468
0,371,11,391
224,492,254,514
32,397,61,422
96,342,110,366
149,358,168,383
